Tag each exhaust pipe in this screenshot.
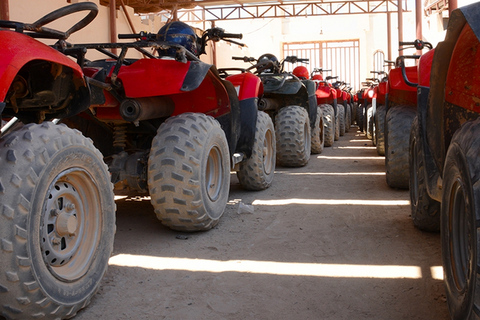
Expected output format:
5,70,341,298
258,98,281,111
120,97,175,122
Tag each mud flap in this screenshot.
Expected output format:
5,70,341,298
235,98,258,158
181,61,212,91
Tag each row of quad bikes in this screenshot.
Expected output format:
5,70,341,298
2,2,480,319
357,3,480,318
0,3,354,319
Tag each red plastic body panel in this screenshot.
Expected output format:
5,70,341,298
89,60,231,120
335,88,344,102
445,24,480,113
388,66,418,105
117,59,190,98
418,49,434,87
0,31,85,101
315,84,336,104
169,71,230,117
226,72,263,101
376,82,387,104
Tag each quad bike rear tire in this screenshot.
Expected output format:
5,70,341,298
310,106,325,154
375,105,386,156
237,111,276,190
351,103,357,125
320,104,335,147
338,105,345,136
0,122,115,320
334,107,340,141
441,118,480,319
385,105,416,189
275,105,311,167
345,103,351,132
366,104,374,140
409,117,440,232
356,104,364,132
148,113,230,231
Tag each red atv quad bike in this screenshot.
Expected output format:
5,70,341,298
333,80,353,137
0,3,116,320
363,72,388,146
311,68,337,147
62,22,276,225
234,55,321,167
371,71,388,155
292,65,325,155
0,2,276,319
384,39,432,189
326,77,347,140
409,3,480,317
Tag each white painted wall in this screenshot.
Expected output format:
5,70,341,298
8,0,152,60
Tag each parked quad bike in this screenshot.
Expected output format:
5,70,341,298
331,79,352,138
371,71,388,156
0,3,276,319
63,21,276,226
408,3,480,317
0,3,116,320
311,68,337,147
234,54,320,167
384,39,432,189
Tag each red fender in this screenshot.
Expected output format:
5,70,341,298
0,31,85,101
117,59,190,97
169,70,230,117
376,82,387,105
445,24,480,112
316,84,336,105
226,72,263,101
388,66,418,105
418,49,435,87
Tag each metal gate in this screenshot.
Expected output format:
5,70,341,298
283,40,360,90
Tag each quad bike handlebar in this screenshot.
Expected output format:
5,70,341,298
284,56,309,64
232,56,257,62
399,39,433,51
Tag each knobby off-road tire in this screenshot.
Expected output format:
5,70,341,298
356,104,364,132
148,113,230,231
351,103,357,125
310,106,325,154
345,103,351,132
0,122,115,320
237,111,276,190
275,105,311,167
320,104,335,147
366,104,374,140
338,105,345,136
334,107,340,141
408,117,440,232
385,105,416,189
375,105,386,156
441,118,480,319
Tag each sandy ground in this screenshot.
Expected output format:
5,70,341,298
74,127,449,320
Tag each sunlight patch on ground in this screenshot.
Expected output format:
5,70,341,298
275,171,385,176
316,155,384,160
252,198,410,206
109,254,429,279
335,146,377,150
431,266,444,280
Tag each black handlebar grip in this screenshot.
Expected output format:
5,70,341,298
223,33,242,39
399,41,415,46
118,33,141,39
